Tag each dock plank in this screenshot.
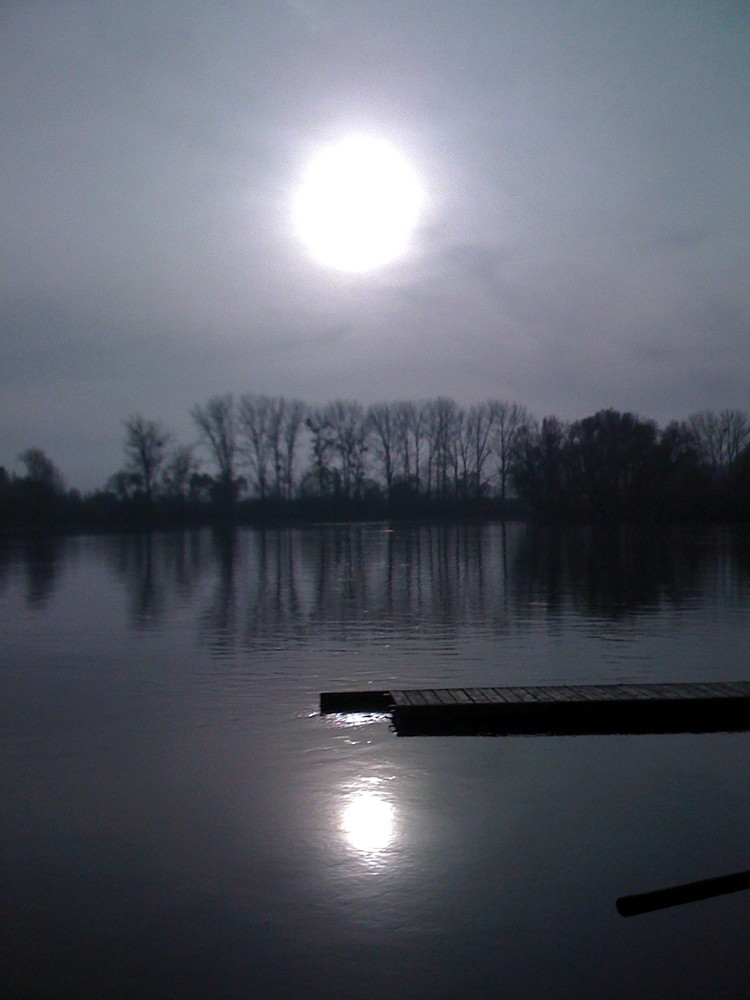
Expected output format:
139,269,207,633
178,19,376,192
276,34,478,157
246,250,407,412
432,689,461,705
490,687,525,703
451,689,480,704
513,687,547,703
391,690,419,707
564,685,616,701
403,690,431,706
321,681,750,736
616,684,657,700
463,688,493,704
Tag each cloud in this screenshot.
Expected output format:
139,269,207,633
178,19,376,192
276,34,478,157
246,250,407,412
1,0,748,488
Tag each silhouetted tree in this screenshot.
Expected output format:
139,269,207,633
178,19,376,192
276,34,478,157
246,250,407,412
566,409,659,520
239,394,277,501
191,395,240,511
238,395,305,502
687,409,750,478
327,400,369,500
4,448,70,529
511,416,569,518
730,440,750,514
281,398,306,500
367,402,398,497
161,444,200,502
122,415,170,504
425,397,459,500
304,407,335,496
461,401,496,498
393,400,426,495
18,448,65,494
7,393,750,534
657,421,710,519
489,401,530,504
105,469,140,501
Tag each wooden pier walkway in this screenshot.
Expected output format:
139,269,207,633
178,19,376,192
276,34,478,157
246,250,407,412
319,682,750,736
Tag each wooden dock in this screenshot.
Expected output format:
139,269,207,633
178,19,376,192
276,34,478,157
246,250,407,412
319,682,750,736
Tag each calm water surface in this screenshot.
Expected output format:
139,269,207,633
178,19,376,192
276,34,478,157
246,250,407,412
2,523,750,999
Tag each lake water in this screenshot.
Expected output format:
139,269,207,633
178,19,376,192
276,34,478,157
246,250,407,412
2,522,750,999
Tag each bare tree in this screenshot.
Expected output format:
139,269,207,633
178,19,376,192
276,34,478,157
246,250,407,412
238,395,306,501
687,409,750,477
105,469,139,501
281,399,305,500
161,444,200,501
191,395,239,505
510,415,568,517
462,402,497,498
489,401,531,503
122,415,170,504
723,410,750,467
18,447,65,494
393,400,426,494
424,397,459,499
304,407,335,496
238,394,276,501
326,400,369,499
367,402,398,496
454,407,471,498
267,399,285,498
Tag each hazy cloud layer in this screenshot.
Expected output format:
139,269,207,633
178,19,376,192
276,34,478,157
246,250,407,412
2,0,749,488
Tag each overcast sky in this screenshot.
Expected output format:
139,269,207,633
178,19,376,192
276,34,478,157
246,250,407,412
2,0,749,490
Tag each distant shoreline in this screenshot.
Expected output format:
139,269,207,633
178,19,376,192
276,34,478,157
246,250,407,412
2,497,749,540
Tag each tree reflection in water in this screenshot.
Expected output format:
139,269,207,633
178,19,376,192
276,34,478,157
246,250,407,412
18,523,747,653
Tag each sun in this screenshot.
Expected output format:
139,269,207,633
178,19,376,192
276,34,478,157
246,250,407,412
292,134,425,273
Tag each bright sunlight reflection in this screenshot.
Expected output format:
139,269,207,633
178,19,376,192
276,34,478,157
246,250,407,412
341,791,396,853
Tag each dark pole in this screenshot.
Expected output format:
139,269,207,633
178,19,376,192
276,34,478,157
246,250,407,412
616,869,750,917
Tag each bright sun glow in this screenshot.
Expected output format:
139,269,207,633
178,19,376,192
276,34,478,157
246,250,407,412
293,135,425,273
341,792,395,852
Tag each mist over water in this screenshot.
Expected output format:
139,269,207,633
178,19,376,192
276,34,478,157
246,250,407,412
2,523,750,998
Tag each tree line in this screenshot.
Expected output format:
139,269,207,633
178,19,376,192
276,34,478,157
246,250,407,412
2,396,750,532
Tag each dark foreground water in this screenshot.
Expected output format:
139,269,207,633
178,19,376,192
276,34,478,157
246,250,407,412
2,523,750,999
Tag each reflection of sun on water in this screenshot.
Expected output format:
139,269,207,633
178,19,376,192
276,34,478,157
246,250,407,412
341,792,395,853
